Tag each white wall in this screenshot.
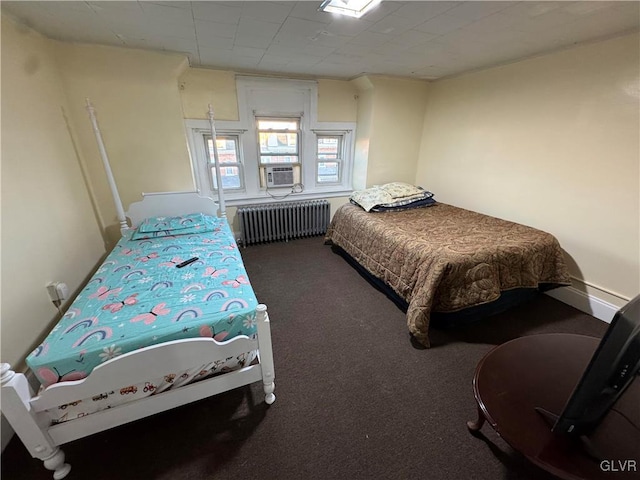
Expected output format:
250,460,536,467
416,33,640,309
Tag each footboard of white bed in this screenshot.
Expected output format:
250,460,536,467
1,304,275,479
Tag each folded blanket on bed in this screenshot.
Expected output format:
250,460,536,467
369,196,436,212
350,182,434,212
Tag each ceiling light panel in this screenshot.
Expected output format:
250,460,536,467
318,0,383,19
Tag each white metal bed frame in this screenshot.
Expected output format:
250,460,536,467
1,102,275,479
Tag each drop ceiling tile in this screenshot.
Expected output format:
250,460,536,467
138,2,195,26
414,13,472,35
389,29,438,47
267,43,334,58
161,40,199,55
306,63,363,78
288,2,334,24
198,46,234,64
283,55,323,66
392,2,458,22
356,1,403,23
367,13,427,35
191,2,242,24
259,54,290,66
556,6,640,40
197,35,235,51
92,9,149,30
323,17,374,36
308,32,352,48
278,16,327,37
142,1,192,10
234,34,277,49
231,45,266,59
334,43,379,56
444,1,514,22
347,30,392,47
237,17,282,38
462,12,523,34
88,2,144,14
226,56,262,69
322,52,367,65
140,22,197,40
270,31,311,47
195,19,237,40
508,9,587,33
240,1,295,24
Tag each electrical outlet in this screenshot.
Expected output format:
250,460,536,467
46,282,69,302
46,283,59,302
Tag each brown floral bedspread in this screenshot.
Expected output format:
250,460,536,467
325,203,571,347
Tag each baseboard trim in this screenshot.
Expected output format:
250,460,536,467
545,286,619,323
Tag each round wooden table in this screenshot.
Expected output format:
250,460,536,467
467,334,640,480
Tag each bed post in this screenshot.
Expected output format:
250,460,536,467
85,99,130,236
207,105,227,220
255,305,276,404
1,364,71,479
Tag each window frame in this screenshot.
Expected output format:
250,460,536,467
315,131,347,186
204,133,244,192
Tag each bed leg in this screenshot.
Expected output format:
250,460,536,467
255,305,276,405
43,448,72,479
1,364,72,479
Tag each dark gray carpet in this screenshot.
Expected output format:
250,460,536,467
1,237,608,480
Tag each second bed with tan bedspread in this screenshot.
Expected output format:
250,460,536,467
325,203,572,347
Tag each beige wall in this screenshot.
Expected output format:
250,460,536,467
179,68,239,121
1,15,106,368
54,43,194,244
317,79,358,122
179,69,359,123
416,33,640,304
353,75,429,188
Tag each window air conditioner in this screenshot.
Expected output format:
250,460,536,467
266,165,294,187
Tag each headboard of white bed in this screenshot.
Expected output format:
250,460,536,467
126,191,219,228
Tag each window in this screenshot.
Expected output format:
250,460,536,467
185,77,356,205
256,117,302,188
205,134,243,191
257,118,300,164
316,134,344,184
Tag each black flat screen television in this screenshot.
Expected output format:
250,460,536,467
551,293,640,437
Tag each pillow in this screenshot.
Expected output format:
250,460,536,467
379,182,425,200
137,213,206,233
131,214,217,240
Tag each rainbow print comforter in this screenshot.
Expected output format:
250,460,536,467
27,214,258,388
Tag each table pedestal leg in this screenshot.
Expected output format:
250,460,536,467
467,404,486,433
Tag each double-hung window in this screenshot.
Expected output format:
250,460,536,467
205,134,243,191
316,134,344,185
256,117,301,187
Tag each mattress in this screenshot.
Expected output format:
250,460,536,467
27,216,258,388
325,203,572,346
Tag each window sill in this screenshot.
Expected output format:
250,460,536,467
219,188,352,207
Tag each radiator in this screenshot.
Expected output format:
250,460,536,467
237,200,330,246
